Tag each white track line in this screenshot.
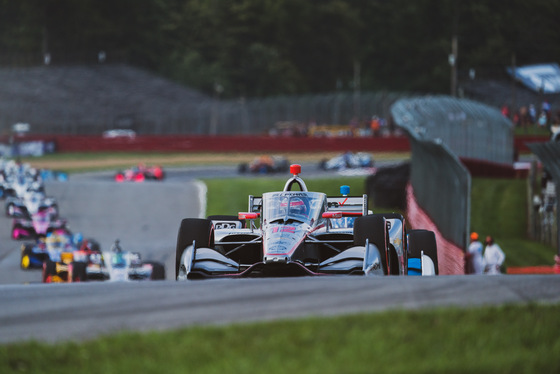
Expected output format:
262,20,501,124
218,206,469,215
194,180,207,218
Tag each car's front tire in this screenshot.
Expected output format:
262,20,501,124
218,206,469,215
407,229,439,275
175,218,214,279
353,214,388,275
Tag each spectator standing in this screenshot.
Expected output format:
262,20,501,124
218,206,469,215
501,104,510,118
542,100,551,119
538,111,548,128
529,104,537,124
466,232,484,274
483,236,506,274
554,255,560,274
518,106,529,131
370,116,380,137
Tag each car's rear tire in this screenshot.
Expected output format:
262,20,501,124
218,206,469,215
407,229,439,275
146,261,166,280
388,245,400,275
20,245,33,270
353,214,388,275
380,213,405,275
43,260,57,283
175,218,214,279
71,262,88,282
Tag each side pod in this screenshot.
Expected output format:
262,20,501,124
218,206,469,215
318,244,384,276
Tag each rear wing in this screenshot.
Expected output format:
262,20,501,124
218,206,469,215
326,194,368,216
248,195,262,213
248,194,369,216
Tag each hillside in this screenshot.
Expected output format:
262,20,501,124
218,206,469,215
0,64,212,135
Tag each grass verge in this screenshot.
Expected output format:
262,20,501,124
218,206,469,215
18,151,409,173
1,304,559,373
471,178,556,267
204,176,371,217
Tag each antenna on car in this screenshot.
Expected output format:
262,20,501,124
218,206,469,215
283,164,308,192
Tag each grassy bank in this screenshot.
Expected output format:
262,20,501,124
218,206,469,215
204,176,370,217
18,151,409,173
470,178,555,267
2,304,559,373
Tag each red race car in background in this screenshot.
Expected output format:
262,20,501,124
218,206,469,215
115,163,165,182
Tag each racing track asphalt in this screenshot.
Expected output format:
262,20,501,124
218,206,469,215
1,274,560,344
1,162,560,343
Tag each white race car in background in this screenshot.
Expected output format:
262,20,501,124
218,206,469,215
6,190,58,218
90,240,166,281
318,152,375,173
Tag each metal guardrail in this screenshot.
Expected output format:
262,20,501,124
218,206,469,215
391,96,500,251
408,136,471,249
528,141,560,254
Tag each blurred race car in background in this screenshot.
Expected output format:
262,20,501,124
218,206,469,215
2,175,45,200
42,233,104,283
41,237,165,283
39,169,68,182
318,152,374,171
6,190,58,218
176,164,438,280
96,240,166,281
0,160,44,199
115,163,165,182
20,232,98,270
12,209,69,240
238,155,290,174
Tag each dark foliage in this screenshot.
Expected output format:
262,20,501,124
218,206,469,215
2,0,560,98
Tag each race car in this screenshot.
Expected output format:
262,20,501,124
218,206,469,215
115,163,165,182
238,155,290,174
12,209,69,240
2,175,44,199
5,190,58,218
42,237,165,283
175,164,438,280
20,238,49,270
39,169,69,182
318,152,374,171
42,234,102,283
93,240,166,281
20,232,98,271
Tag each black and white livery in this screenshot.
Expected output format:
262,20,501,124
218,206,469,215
176,164,438,280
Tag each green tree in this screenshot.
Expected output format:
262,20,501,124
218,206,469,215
3,0,560,97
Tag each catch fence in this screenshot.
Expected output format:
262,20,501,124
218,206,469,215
390,96,504,273
528,142,560,254
391,96,514,165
